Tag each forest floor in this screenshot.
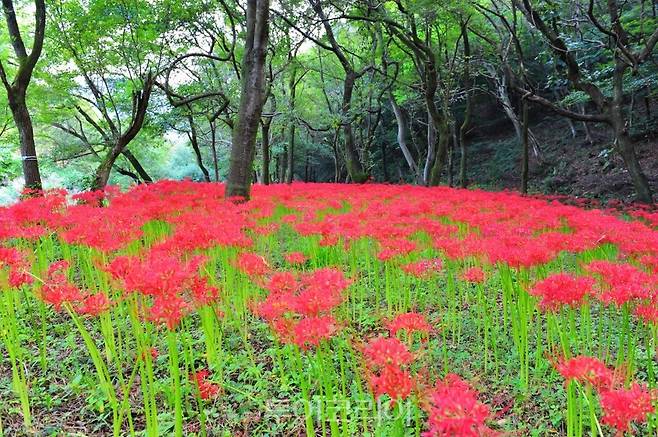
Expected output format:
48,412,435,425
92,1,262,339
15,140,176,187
467,111,658,203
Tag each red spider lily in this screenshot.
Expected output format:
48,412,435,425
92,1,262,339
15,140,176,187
292,287,345,317
368,365,414,404
292,315,339,350
377,238,417,261
189,277,220,307
554,356,616,390
0,247,33,288
234,252,270,277
599,384,656,434
585,260,655,306
387,312,432,337
300,267,351,296
255,292,298,320
269,317,297,344
528,273,595,311
634,303,658,325
106,253,207,298
77,292,112,316
263,271,299,295
284,252,308,265
148,294,190,330
401,259,443,278
363,337,414,368
40,261,84,310
423,373,498,437
191,370,220,400
461,266,486,284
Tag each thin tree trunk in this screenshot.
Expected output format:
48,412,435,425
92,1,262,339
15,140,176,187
579,104,594,144
381,141,388,182
286,67,296,184
121,149,152,183
459,22,472,189
226,0,269,199
286,124,295,183
261,120,271,185
423,113,436,186
187,115,210,182
390,95,418,176
521,100,529,194
210,122,219,181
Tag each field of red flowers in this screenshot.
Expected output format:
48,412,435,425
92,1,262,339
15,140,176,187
1,181,658,436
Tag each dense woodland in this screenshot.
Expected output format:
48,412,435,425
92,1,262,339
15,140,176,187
0,0,657,202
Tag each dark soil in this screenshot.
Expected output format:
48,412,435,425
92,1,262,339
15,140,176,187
465,109,658,204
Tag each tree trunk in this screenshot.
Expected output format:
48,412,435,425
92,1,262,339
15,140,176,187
381,141,388,182
1,0,46,192
423,111,436,186
187,115,210,182
226,0,269,200
261,120,271,185
390,95,418,176
121,149,153,183
210,122,219,181
286,126,295,184
610,106,653,203
579,104,594,144
521,100,529,194
342,71,367,183
7,92,42,190
332,129,340,183
610,62,653,203
459,21,472,189
92,146,123,190
428,117,450,186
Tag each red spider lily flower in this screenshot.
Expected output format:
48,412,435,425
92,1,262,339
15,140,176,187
368,365,414,404
423,373,498,437
234,252,270,277
191,370,220,400
363,337,414,368
599,384,656,434
461,267,486,284
554,356,616,390
190,277,220,307
148,294,189,330
0,247,34,288
285,252,308,265
292,287,345,317
300,268,351,297
269,317,297,344
528,273,595,311
377,238,417,261
255,292,298,320
585,260,654,306
401,259,443,278
8,267,34,288
319,234,338,247
77,293,111,316
40,261,84,310
293,315,339,350
387,312,432,337
264,271,299,295
634,304,658,325
141,347,158,361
